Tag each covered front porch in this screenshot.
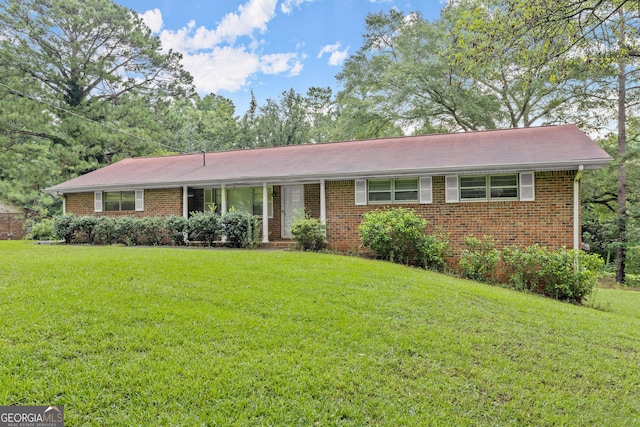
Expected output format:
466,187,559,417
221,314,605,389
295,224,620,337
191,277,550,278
182,181,327,244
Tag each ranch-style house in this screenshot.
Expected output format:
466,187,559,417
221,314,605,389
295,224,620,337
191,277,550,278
46,124,612,253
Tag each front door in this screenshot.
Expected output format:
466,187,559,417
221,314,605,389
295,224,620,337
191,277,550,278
282,185,304,238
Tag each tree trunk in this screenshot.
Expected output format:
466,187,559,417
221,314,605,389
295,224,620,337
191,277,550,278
616,10,627,284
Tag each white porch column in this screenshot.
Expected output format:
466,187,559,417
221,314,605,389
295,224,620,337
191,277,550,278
320,179,327,232
182,186,188,218
221,185,227,214
262,183,269,243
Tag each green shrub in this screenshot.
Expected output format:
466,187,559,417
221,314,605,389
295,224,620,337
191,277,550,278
221,209,260,248
187,212,220,245
53,215,76,243
26,218,55,240
501,245,604,303
359,207,428,265
93,216,117,244
415,232,451,272
459,235,500,282
113,216,140,246
72,215,98,244
139,216,166,246
291,213,326,251
165,215,188,246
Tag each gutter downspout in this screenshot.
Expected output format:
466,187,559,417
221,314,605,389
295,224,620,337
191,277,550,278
574,165,584,275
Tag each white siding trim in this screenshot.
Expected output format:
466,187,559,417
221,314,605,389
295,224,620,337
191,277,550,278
419,176,432,204
355,180,367,205
94,191,103,212
135,189,144,211
445,176,459,203
519,172,535,201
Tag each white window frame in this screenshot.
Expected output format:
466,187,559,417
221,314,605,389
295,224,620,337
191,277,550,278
367,178,420,204
457,173,521,202
102,190,137,212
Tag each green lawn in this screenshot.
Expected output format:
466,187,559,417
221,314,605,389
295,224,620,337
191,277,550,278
0,241,639,426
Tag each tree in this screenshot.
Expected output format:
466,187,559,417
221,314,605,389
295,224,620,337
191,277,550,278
336,7,588,133
252,89,311,147
454,0,640,282
0,0,195,215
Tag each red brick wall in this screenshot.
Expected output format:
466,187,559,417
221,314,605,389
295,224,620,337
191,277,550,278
65,189,183,218
0,213,27,240
325,171,577,253
63,171,577,252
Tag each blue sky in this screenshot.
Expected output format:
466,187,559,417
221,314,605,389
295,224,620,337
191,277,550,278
115,0,445,114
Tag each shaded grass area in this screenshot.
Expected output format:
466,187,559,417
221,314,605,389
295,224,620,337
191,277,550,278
0,241,639,426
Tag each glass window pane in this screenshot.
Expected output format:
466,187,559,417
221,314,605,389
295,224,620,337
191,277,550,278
120,191,135,210
395,191,418,201
491,187,518,198
460,176,486,187
369,180,391,192
461,188,487,199
227,188,253,213
369,191,392,202
490,175,518,187
394,178,418,191
104,192,120,211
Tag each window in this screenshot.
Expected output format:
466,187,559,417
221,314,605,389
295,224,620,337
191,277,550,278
205,187,274,218
367,178,419,204
459,174,519,201
103,191,136,211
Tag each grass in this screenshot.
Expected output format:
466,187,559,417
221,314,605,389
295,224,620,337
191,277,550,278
0,241,639,426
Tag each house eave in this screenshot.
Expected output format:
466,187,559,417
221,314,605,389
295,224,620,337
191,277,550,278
45,159,611,195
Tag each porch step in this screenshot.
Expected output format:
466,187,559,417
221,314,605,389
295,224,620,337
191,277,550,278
260,240,296,250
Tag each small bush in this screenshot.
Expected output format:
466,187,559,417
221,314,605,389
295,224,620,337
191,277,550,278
53,215,76,243
415,232,451,272
187,212,220,245
138,216,166,246
165,215,188,245
93,216,117,244
502,245,604,303
291,213,326,251
459,235,500,282
221,209,260,248
26,218,55,240
359,207,428,265
113,216,140,246
72,215,98,244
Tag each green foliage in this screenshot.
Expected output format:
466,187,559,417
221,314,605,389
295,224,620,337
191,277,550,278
26,218,55,241
164,215,188,246
359,207,428,265
290,213,326,251
1,241,639,425
415,231,451,272
187,212,221,246
221,209,260,248
459,235,500,282
72,215,98,244
138,216,166,246
52,214,75,243
112,216,140,246
92,216,117,245
501,245,604,303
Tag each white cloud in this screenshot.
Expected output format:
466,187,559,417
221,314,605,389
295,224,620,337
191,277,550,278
281,0,315,14
317,42,349,66
142,0,305,95
139,8,163,33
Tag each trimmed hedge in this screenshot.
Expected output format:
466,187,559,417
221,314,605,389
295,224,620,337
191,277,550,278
52,211,260,249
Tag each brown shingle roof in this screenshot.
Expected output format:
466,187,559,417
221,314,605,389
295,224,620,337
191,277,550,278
46,124,612,193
